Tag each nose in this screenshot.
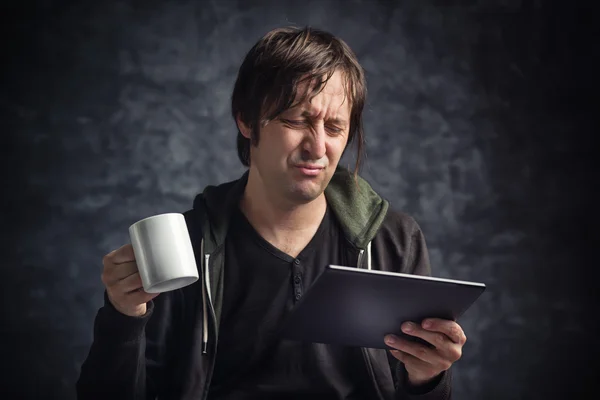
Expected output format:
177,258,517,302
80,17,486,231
302,123,326,161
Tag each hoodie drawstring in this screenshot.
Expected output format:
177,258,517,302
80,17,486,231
200,239,209,354
357,241,373,270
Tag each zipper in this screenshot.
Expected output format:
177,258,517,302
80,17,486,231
361,348,386,400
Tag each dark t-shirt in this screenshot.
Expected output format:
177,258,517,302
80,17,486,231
208,206,370,399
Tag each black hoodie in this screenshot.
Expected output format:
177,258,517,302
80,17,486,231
76,167,452,399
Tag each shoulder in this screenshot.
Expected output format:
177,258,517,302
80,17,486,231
371,207,430,274
379,208,423,240
371,208,421,255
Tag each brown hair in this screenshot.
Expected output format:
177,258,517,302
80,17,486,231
231,26,367,176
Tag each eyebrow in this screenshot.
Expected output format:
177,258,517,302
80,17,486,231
298,110,348,127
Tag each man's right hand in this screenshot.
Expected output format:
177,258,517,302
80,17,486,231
101,244,159,317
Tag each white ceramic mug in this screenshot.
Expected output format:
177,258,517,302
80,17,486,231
128,213,199,293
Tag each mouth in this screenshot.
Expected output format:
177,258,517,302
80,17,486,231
294,164,324,176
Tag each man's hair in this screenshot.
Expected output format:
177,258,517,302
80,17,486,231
231,26,367,175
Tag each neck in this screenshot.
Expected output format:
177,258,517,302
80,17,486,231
240,169,327,239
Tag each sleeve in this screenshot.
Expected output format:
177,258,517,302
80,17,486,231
75,291,178,400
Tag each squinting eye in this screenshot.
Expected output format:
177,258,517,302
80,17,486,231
280,119,305,127
327,126,343,134
285,120,305,126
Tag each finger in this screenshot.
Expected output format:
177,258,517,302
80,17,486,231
390,349,449,384
385,334,442,365
126,288,160,305
112,272,144,294
421,319,467,345
389,349,431,370
105,244,136,265
402,321,463,362
401,321,451,349
102,261,139,285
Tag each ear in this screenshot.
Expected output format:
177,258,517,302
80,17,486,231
236,114,252,139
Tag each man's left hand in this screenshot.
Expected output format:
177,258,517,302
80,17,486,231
385,318,466,386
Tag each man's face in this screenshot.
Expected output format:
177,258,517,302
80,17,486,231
243,70,351,205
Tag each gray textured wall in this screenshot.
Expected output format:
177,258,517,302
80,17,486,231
2,1,597,399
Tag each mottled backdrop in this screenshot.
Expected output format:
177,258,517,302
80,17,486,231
1,0,597,399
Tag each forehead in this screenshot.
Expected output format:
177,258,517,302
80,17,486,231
291,71,351,117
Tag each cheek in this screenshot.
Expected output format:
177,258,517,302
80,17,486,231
278,131,305,156
265,125,297,148
257,129,299,166
328,138,348,160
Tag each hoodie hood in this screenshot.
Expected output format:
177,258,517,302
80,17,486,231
324,167,389,249
193,166,389,252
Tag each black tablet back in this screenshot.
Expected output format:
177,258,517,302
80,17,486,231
279,265,486,349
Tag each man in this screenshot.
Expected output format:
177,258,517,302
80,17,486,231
77,26,466,399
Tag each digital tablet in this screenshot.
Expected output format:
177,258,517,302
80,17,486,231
279,265,486,349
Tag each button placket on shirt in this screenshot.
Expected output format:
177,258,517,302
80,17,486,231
292,258,303,301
